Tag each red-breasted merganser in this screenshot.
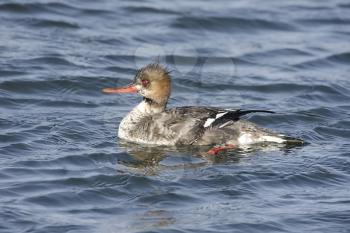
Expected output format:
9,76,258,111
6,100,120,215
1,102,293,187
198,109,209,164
103,63,303,154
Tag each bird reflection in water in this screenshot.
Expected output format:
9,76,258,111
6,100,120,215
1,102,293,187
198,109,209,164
117,140,211,176
118,141,287,175
116,140,298,176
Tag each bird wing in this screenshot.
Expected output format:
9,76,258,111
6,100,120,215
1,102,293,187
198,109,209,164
150,106,274,145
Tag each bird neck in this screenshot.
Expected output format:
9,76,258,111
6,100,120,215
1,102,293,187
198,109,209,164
133,98,166,115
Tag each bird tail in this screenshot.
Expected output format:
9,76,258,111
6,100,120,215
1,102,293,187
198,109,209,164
281,135,306,145
260,134,306,145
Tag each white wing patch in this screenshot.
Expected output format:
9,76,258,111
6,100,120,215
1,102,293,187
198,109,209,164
203,118,215,128
219,121,232,128
215,112,227,119
203,112,228,128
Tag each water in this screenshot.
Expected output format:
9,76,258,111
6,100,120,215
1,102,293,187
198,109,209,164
1,0,350,232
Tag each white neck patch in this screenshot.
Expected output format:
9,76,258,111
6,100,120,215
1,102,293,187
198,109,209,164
135,100,164,114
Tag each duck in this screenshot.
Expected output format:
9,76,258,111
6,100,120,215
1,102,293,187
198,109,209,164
103,63,304,154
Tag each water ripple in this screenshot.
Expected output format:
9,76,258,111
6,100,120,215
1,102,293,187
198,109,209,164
1,0,350,232
0,2,111,16
123,6,179,15
172,15,296,32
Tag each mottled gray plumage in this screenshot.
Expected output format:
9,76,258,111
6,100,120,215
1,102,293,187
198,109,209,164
120,105,279,146
104,63,304,147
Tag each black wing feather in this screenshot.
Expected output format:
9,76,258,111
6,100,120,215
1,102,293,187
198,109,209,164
166,106,274,128
210,109,275,127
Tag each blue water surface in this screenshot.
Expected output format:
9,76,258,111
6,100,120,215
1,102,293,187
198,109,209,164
0,0,350,232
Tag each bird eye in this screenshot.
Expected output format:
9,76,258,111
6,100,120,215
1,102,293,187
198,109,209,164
141,79,150,87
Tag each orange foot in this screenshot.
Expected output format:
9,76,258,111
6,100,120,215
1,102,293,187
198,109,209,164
207,144,235,155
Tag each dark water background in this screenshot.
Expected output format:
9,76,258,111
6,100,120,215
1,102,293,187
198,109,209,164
1,0,350,232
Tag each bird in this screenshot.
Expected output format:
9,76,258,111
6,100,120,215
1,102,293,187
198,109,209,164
103,63,304,154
